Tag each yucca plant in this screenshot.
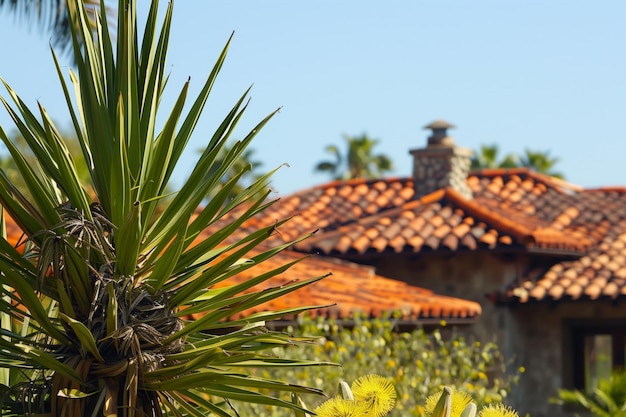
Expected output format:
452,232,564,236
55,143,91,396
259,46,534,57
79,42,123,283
0,0,332,415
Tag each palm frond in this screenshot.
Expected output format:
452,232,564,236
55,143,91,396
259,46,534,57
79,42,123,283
0,0,109,53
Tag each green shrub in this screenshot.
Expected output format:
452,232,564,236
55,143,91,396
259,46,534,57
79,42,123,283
234,314,523,416
556,369,626,417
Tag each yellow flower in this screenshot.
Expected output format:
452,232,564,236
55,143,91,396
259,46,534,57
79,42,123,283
424,389,473,417
351,375,397,417
385,359,396,369
478,404,519,417
315,398,364,417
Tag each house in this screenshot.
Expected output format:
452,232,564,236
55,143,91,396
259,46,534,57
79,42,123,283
228,120,626,417
3,119,622,416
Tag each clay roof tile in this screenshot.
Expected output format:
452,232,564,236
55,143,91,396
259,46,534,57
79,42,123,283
565,283,583,299
433,224,452,240
371,236,389,253
584,284,602,300
460,234,478,250
548,285,565,300
83,170,626,308
351,235,371,254
408,235,425,251
442,234,459,251
603,281,619,298
529,286,546,301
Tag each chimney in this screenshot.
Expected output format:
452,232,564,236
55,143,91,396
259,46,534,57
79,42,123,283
409,119,473,199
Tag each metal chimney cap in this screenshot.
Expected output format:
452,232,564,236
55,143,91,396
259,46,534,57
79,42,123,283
423,119,456,130
424,119,455,147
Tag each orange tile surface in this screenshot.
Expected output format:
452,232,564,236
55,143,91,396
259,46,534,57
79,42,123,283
0,199,482,323
181,251,482,322
6,166,623,318
231,168,626,304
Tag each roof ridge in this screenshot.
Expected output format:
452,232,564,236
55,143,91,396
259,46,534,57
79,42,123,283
444,188,591,251
294,188,447,247
583,186,626,193
296,186,592,254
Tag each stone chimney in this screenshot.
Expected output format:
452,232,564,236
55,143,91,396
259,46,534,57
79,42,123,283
409,120,473,199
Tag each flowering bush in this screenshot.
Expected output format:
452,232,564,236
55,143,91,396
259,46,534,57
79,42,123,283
232,314,523,416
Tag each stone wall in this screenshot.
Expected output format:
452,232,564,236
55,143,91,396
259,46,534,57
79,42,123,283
506,302,626,417
373,251,522,343
368,252,626,417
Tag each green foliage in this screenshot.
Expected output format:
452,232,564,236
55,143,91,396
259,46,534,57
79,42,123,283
518,149,563,179
0,0,328,415
315,133,393,180
471,144,564,179
201,142,268,202
0,131,90,197
470,145,518,171
234,315,523,417
0,0,105,53
556,370,626,417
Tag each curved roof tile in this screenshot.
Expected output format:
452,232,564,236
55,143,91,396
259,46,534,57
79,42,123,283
6,166,625,310
0,211,482,323
242,168,626,305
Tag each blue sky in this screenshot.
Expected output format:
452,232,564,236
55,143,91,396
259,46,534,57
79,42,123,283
0,1,625,196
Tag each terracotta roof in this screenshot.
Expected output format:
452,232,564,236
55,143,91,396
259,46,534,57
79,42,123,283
6,165,625,311
181,250,482,322
0,210,482,324
240,169,595,255
2,213,26,249
235,168,626,304
503,205,626,304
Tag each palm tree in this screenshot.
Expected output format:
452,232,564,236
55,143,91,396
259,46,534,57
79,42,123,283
519,149,564,179
0,0,329,415
0,0,103,51
471,144,565,179
315,133,393,180
470,144,518,170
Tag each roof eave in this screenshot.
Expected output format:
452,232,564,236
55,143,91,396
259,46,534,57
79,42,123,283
304,245,585,263
265,316,480,330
